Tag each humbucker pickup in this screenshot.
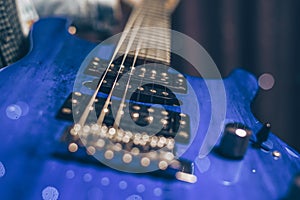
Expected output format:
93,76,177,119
57,93,190,144
83,57,188,95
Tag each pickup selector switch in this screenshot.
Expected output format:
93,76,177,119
255,123,271,147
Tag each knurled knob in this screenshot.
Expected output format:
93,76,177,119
218,123,252,159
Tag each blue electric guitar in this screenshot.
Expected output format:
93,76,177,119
0,0,300,199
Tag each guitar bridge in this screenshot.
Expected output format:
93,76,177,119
56,124,196,183
55,93,195,182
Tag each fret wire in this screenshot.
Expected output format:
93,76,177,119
113,39,143,129
113,0,165,128
144,24,154,64
133,3,157,104
119,42,169,50
119,40,169,45
143,1,164,105
79,0,173,128
96,7,146,127
121,0,172,65
77,5,144,126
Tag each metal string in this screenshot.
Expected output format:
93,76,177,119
96,13,146,127
113,1,171,130
78,0,171,131
77,4,144,126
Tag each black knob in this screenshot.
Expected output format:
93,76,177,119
218,123,252,159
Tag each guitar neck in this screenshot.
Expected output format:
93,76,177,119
118,0,174,65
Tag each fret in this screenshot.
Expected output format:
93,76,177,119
118,41,170,49
119,38,170,50
120,33,170,43
118,0,172,65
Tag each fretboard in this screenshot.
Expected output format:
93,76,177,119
118,0,172,65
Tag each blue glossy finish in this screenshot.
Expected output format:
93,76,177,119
0,18,299,200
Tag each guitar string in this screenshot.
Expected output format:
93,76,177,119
78,0,170,131
77,4,143,126
112,6,156,129
112,1,171,131
134,2,170,105
96,10,146,127
162,5,171,101
147,5,158,106
138,3,171,130
112,36,143,129
128,2,156,105
96,0,168,128
97,0,168,130
136,3,171,105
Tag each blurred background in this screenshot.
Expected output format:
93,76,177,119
172,0,300,151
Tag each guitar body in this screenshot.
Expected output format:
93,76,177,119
0,18,299,200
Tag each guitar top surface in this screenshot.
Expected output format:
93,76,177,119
0,18,299,200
